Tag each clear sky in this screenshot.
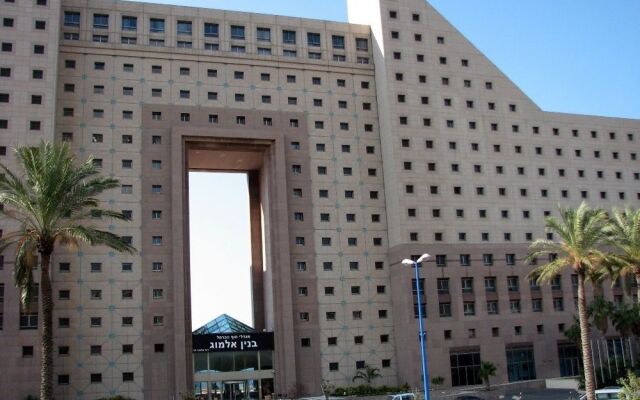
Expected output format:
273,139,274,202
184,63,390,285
189,172,252,329
185,0,640,329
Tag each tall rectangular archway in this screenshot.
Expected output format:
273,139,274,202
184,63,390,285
140,106,309,397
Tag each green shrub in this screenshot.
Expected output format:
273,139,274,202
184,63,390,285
332,383,411,396
619,371,640,400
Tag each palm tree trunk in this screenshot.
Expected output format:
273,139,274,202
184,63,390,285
40,252,53,400
635,272,640,305
578,270,596,400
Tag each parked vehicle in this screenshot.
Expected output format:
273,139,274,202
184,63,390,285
579,387,622,400
387,393,416,400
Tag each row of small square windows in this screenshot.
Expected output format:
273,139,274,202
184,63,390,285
298,284,387,297
393,71,495,86
407,164,639,178
410,138,638,154
294,260,386,273
59,12,371,62
406,208,570,223
431,274,567,292
322,360,392,372
395,113,637,141
391,51,473,69
19,343,162,361
299,295,569,323
444,324,576,340
55,288,164,301
299,309,389,322
64,36,370,63
418,232,544,243
293,237,385,247
52,372,140,386
294,209,558,225
56,261,165,273
432,297,570,318
395,91,518,110
59,107,308,129
299,275,568,298
18,314,164,330
1,16,49,31
301,333,390,348
290,185,638,207
387,9,424,22
389,29,448,45
0,50,373,87
292,212,382,224
60,132,163,145
60,59,373,90
60,139,374,156
415,185,638,201
297,161,637,189
59,90,373,114
402,162,638,178
61,12,369,51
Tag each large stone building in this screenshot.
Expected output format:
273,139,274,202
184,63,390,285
0,0,638,398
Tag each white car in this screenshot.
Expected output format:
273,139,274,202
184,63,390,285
579,387,622,400
387,393,416,400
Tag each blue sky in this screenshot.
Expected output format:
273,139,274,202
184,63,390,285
186,1,640,328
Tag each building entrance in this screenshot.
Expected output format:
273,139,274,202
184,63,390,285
223,381,245,400
192,314,275,400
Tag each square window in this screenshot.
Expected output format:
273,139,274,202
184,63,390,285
122,15,137,31
307,32,321,46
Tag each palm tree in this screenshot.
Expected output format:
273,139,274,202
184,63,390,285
526,202,611,400
611,303,640,338
588,296,614,334
477,361,496,391
352,364,382,385
608,208,640,303
0,142,136,400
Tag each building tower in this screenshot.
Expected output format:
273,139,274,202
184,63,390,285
0,0,638,398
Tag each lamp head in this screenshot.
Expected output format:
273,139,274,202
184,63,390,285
417,253,430,263
401,259,414,265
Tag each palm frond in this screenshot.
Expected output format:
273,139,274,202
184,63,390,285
527,202,611,286
526,239,563,261
0,141,136,301
13,234,38,307
57,226,136,254
527,257,571,283
608,208,640,282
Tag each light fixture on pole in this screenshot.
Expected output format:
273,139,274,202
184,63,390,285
401,253,430,400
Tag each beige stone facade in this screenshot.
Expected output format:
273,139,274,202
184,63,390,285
0,0,638,399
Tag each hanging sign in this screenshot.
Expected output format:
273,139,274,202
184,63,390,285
192,332,274,353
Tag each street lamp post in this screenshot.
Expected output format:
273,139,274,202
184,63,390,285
402,254,431,400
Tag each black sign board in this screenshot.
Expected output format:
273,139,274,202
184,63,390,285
192,332,274,353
